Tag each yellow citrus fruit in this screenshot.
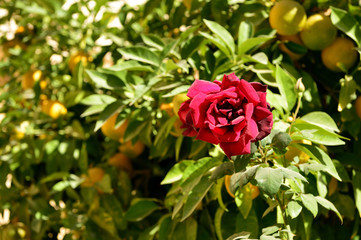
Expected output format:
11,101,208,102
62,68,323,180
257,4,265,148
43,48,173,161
69,51,89,72
355,96,361,120
279,34,306,61
101,114,128,141
0,113,5,124
321,37,358,72
14,121,30,140
3,39,26,53
170,118,184,137
300,14,337,50
249,184,260,199
172,93,189,116
108,153,133,173
269,0,307,36
224,175,259,199
328,177,338,196
0,74,10,87
81,167,105,187
21,70,43,90
285,139,312,163
41,100,67,119
118,140,145,158
160,102,174,117
225,175,235,198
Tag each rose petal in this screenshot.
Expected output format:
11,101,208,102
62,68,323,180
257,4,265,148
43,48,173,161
220,141,251,159
205,87,238,101
238,79,260,104
178,100,191,123
189,92,209,128
196,128,220,144
253,106,272,121
254,114,273,141
221,73,241,89
187,79,221,98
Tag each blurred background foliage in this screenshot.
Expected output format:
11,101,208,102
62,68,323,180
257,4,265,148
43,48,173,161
1,0,361,239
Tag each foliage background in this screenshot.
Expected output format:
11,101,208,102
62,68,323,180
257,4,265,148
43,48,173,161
0,0,361,239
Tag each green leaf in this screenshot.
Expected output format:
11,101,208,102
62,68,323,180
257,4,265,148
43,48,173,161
301,111,340,133
118,46,161,66
86,70,123,90
200,31,232,58
104,60,154,72
181,35,204,59
275,65,297,112
330,7,361,46
125,199,160,222
161,160,195,185
317,173,328,198
230,165,260,195
81,104,107,117
181,176,214,221
210,162,234,181
141,34,165,50
235,184,253,219
287,201,302,219
226,232,251,240
255,167,283,196
238,21,254,47
180,157,222,193
291,120,346,146
214,207,225,240
173,218,198,240
338,76,357,111
315,196,343,222
204,19,235,56
296,144,341,181
94,100,124,132
279,167,308,183
235,209,259,239
301,194,318,218
353,170,361,218
238,36,274,55
80,94,116,106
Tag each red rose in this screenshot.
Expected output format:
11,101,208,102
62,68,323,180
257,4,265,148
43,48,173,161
178,73,273,158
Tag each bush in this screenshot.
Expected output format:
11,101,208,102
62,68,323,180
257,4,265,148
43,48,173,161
0,0,361,239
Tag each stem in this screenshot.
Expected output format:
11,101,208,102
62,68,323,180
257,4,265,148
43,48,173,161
288,94,303,135
276,194,288,228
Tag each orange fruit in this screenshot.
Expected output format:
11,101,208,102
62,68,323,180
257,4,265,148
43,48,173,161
101,114,128,141
328,177,338,196
172,93,189,116
285,139,312,163
21,70,43,90
41,100,67,119
81,167,105,187
14,121,30,140
108,153,133,173
224,175,259,199
321,37,358,72
118,140,145,158
279,34,306,61
355,96,361,120
69,51,90,72
269,0,307,36
225,175,235,198
160,102,174,117
300,13,337,50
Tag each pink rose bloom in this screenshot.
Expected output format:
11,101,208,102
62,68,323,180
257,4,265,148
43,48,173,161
178,73,273,158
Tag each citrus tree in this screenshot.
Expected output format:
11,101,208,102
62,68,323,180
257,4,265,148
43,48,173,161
0,0,361,240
